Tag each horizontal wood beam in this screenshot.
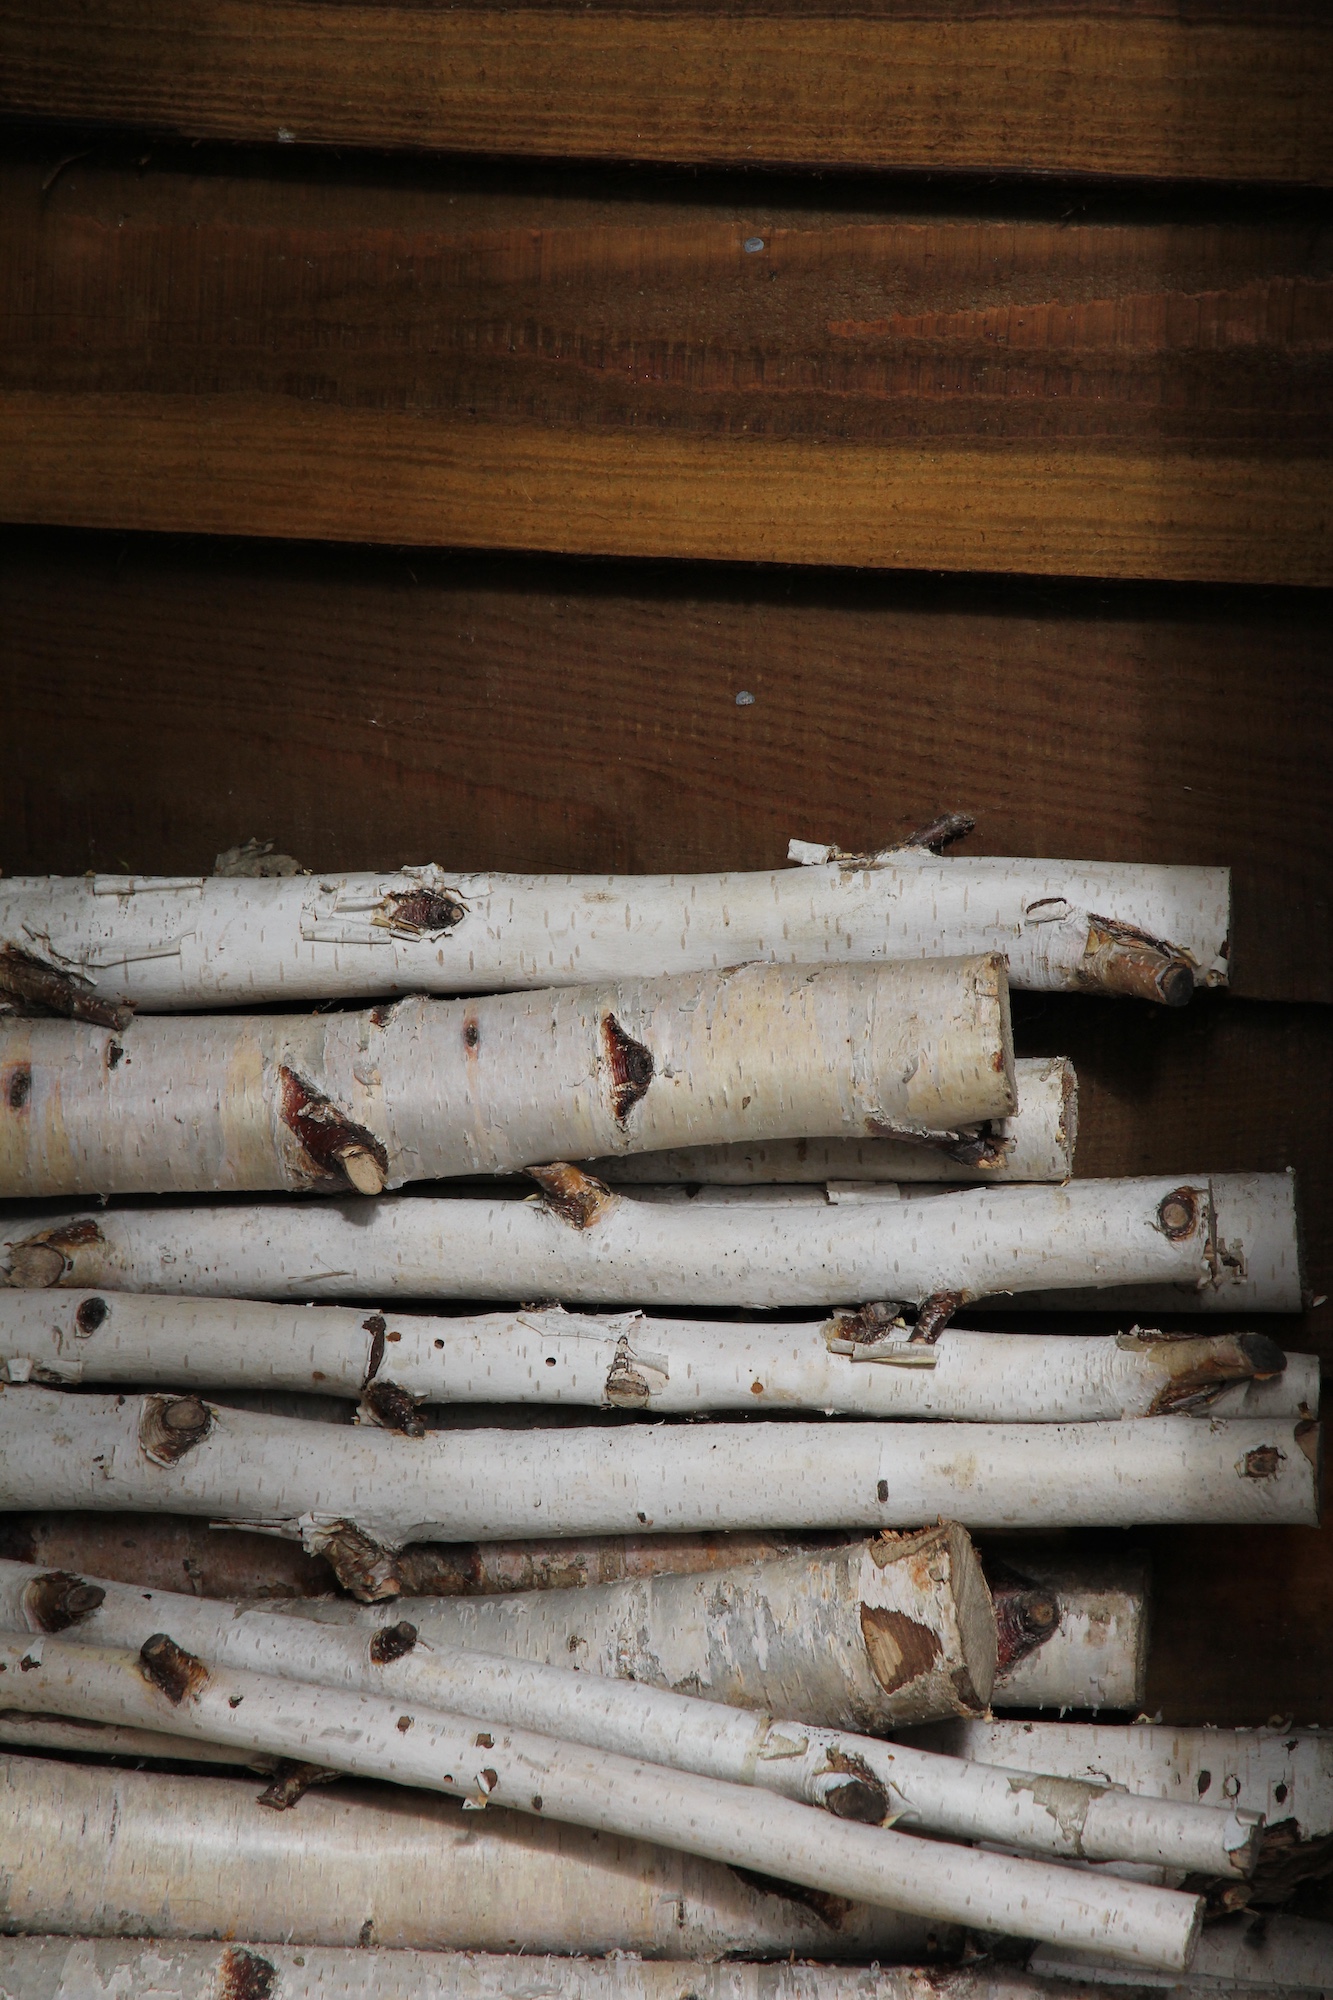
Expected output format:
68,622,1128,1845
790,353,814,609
2,145,1330,582
2,1,1331,184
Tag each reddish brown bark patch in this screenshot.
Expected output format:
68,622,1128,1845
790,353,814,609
311,1521,405,1602
984,1558,1060,1676
218,1946,278,2000
139,1394,212,1467
1082,915,1195,1007
360,1379,427,1437
859,1603,942,1693
1242,1444,1285,1479
4,1217,104,1288
257,1760,341,1810
75,1295,109,1336
369,1619,418,1664
909,1290,964,1344
601,1012,654,1121
376,886,466,937
0,943,132,1029
279,1065,389,1195
4,1065,30,1112
730,1867,853,1930
139,1632,209,1704
1157,1186,1201,1240
25,1569,105,1633
819,1747,891,1824
528,1161,615,1229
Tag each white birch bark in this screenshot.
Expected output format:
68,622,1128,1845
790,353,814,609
1,1289,1308,1422
0,1753,942,1958
0,852,1231,1011
592,1056,1076,1186
0,1555,1256,1879
0,1940,1132,2000
0,956,1016,1200
991,1553,1150,1712
0,1388,1318,1551
0,1514,994,1728
0,1711,275,1769
0,1173,1301,1314
0,1632,1203,1969
1030,1912,1333,1988
914,1723,1333,1849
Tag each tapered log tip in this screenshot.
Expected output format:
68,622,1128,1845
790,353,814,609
1236,1333,1289,1378
1159,962,1196,1007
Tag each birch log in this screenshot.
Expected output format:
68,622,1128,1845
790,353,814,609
989,1552,1151,1712
0,956,1017,1201
0,1753,945,1958
0,1632,1204,1968
0,1173,1301,1314
593,1057,1076,1185
0,1389,1318,1555
0,851,1230,1012
915,1722,1333,1854
0,1941,1138,2000
0,1289,1307,1422
1030,1912,1333,1989
1,1556,1257,1879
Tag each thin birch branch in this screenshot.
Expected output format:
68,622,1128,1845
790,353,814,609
0,1631,1203,1969
0,1554,1258,1881
593,1055,1076,1184
0,1751,944,1958
0,1288,1306,1422
0,1172,1302,1314
0,852,1230,1010
0,1388,1318,1558
0,956,1016,1200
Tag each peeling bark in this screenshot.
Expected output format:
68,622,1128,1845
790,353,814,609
0,1752,946,1956
0,1173,1300,1312
0,956,1017,1200
0,1553,1252,1880
0,943,131,1029
0,855,1230,1006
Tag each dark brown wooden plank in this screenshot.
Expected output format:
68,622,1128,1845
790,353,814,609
2,0,1331,184
2,140,1331,582
1,529,1327,1001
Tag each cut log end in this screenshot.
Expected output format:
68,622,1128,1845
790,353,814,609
2,1219,104,1289
0,942,132,1029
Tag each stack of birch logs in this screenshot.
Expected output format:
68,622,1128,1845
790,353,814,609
0,831,1324,1995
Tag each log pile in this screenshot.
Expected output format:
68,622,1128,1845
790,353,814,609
0,845,1324,1985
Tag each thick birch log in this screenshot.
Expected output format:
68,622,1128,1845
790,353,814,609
0,1173,1301,1315
0,1753,945,1958
990,1552,1150,1712
0,1632,1203,1968
0,1941,1142,2000
0,851,1230,1012
0,1389,1318,1554
593,1056,1076,1186
0,1288,1305,1423
1,1556,1256,1880
0,958,1017,1202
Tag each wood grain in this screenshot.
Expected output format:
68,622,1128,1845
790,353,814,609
0,529,1327,1002
2,142,1330,581
1,1,1331,184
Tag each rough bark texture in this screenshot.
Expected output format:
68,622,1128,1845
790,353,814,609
0,1173,1301,1313
0,1290,1306,1423
0,1633,1202,1966
0,1753,947,1957
0,1554,1255,1880
0,855,1226,1006
0,1388,1318,1549
0,956,1015,1198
